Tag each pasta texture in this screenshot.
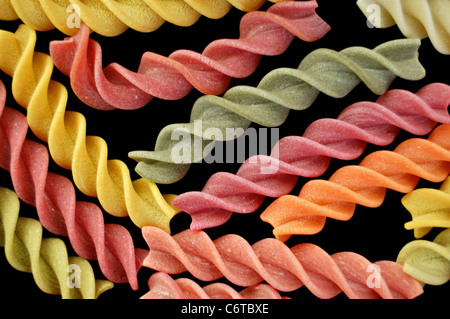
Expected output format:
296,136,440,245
0,186,114,299
0,24,179,232
141,272,287,299
173,83,450,230
356,0,450,54
142,226,424,299
397,228,450,286
402,177,450,239
0,79,148,289
128,39,426,184
0,0,292,36
261,124,450,242
49,1,331,110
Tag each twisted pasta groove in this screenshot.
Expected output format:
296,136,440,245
357,0,450,54
141,272,287,299
0,187,114,299
0,25,178,231
0,0,292,36
49,1,331,110
142,226,423,299
397,228,450,285
172,83,450,230
128,39,426,184
0,80,148,290
261,124,450,242
402,177,450,239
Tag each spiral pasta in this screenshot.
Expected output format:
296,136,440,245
0,79,148,289
0,0,293,36
0,187,113,299
142,226,423,299
128,39,426,184
356,0,450,54
172,83,450,230
0,24,178,231
261,124,450,242
397,228,450,285
49,0,330,110
402,177,450,239
141,272,287,299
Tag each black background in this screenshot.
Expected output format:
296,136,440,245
0,0,448,313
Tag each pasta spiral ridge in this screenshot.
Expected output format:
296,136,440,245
141,272,287,299
142,226,424,299
49,1,331,110
128,39,426,184
0,0,292,37
402,177,450,239
0,186,114,299
0,80,148,290
261,124,450,242
173,83,450,230
397,228,450,286
356,0,450,55
0,24,178,231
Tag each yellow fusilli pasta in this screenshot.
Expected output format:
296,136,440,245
402,177,450,238
397,228,450,285
0,0,291,36
0,24,178,231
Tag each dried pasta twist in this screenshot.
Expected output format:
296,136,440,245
402,177,450,239
49,1,331,110
397,228,450,285
0,0,292,36
0,80,148,289
141,272,287,299
0,187,114,299
172,83,450,230
142,226,423,299
261,124,450,242
0,24,178,231
128,39,426,184
357,0,450,54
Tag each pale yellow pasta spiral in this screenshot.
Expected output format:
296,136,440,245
357,0,450,54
